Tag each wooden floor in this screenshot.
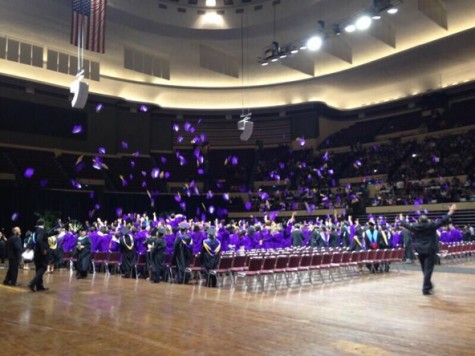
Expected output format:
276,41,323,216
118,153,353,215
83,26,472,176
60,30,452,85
1,262,475,356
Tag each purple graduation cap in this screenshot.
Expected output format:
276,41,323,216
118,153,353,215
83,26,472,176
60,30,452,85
72,125,83,134
24,168,35,178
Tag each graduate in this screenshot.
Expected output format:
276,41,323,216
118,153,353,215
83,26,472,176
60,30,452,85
119,227,136,278
74,227,92,279
172,222,193,283
148,227,167,283
200,227,221,287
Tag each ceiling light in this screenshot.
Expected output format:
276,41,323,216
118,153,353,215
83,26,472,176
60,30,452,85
261,62,269,66
271,57,279,62
372,14,381,20
279,54,287,59
387,7,398,14
344,24,356,33
306,36,323,51
206,0,216,7
290,49,299,54
355,15,372,30
299,45,307,50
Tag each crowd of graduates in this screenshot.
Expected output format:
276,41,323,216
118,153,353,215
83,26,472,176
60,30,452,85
4,208,472,288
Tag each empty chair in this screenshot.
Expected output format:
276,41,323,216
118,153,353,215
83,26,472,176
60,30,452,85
185,254,202,283
272,255,289,287
229,254,248,285
92,251,108,274
106,252,121,275
320,253,334,282
330,251,344,279
258,256,277,290
309,253,324,283
235,257,263,290
209,255,234,288
362,249,378,273
285,255,302,287
298,254,313,284
134,253,148,279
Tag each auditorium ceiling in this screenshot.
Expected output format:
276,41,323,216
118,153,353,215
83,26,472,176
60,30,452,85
1,0,475,110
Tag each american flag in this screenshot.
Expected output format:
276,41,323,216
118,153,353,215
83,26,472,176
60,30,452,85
71,0,107,53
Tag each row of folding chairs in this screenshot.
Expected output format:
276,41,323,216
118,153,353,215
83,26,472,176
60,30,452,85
439,242,475,263
205,249,405,291
62,251,123,274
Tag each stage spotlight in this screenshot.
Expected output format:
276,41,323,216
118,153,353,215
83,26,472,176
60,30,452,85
306,36,322,51
355,15,372,30
344,24,356,33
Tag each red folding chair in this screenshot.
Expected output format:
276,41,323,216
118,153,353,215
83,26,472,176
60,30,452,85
298,254,313,284
209,255,234,287
236,257,263,290
92,251,108,274
309,253,324,283
106,252,121,275
258,256,277,290
285,255,302,287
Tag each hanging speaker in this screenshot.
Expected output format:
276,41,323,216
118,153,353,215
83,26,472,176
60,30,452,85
238,120,254,141
70,77,89,109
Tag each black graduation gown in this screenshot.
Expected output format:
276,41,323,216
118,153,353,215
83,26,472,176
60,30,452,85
120,234,136,277
328,231,339,248
200,237,221,287
291,229,305,247
74,236,91,277
172,233,193,283
340,225,350,247
307,230,322,247
149,237,167,282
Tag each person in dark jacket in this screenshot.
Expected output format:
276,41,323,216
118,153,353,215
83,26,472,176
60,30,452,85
3,226,23,286
28,219,50,292
399,204,456,295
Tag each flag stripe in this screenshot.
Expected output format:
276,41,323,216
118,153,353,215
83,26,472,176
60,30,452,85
71,0,106,54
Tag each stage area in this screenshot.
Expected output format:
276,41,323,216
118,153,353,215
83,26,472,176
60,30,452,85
1,263,475,355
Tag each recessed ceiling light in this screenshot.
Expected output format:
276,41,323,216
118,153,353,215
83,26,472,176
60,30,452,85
206,0,216,7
